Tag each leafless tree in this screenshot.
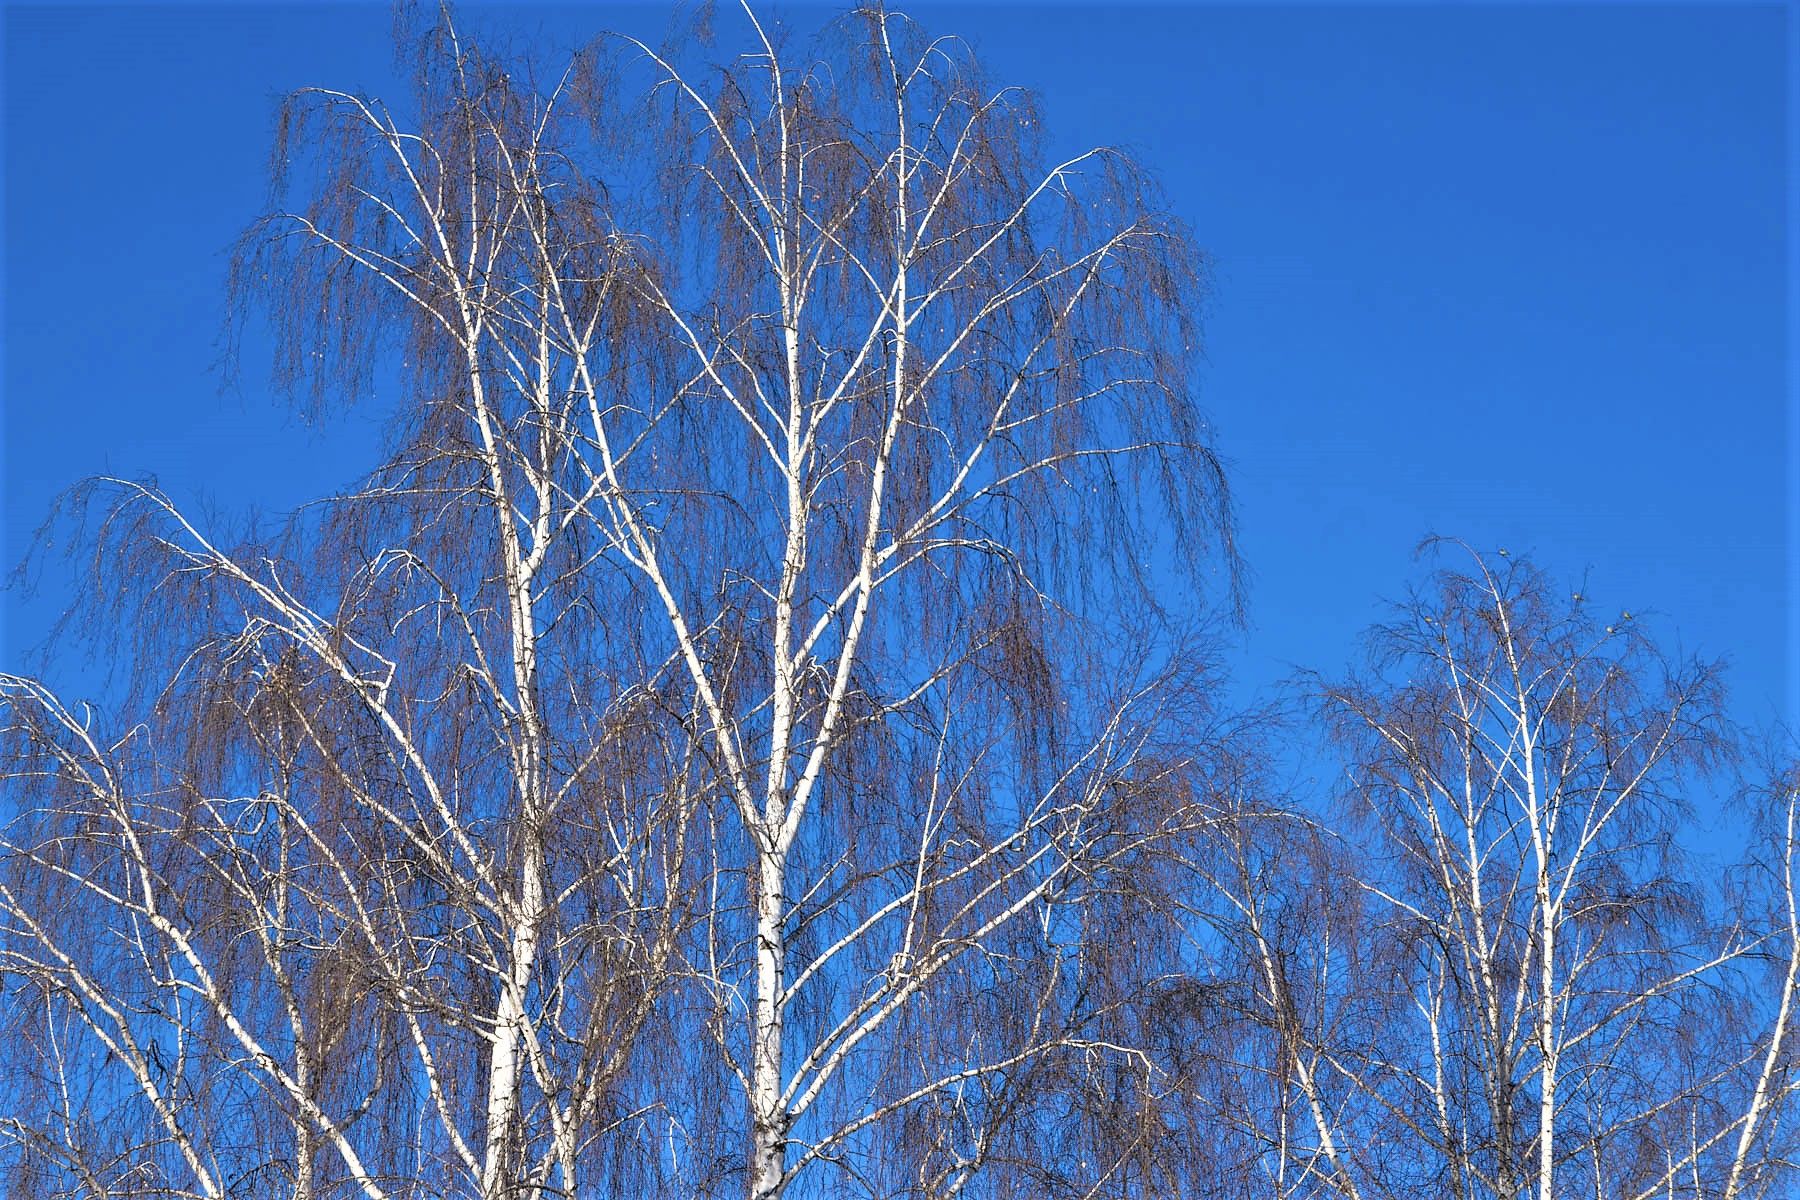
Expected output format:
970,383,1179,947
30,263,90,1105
565,7,1235,1197
1193,546,1800,1200
0,14,700,1188
0,4,1236,1199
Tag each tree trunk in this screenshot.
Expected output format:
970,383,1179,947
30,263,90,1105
751,847,789,1200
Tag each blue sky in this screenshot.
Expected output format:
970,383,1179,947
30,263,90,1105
3,3,1791,745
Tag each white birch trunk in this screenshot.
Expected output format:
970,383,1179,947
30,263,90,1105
751,846,790,1200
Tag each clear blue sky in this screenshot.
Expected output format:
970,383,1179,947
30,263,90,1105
3,3,1791,739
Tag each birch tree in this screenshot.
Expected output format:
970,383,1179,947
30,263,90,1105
1215,547,1800,1200
0,12,702,1199
1,4,1236,1198
588,8,1235,1196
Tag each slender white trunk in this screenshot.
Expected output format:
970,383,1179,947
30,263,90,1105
469,284,554,1198
1250,925,1360,1200
1723,798,1800,1200
751,847,789,1200
1524,717,1555,1200
1537,894,1557,1200
482,852,545,1199
1507,627,1555,1200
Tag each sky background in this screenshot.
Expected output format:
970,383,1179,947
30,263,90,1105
3,3,1792,772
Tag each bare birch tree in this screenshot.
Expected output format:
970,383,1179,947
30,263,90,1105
1,4,1235,1198
1196,547,1800,1200
579,8,1235,1196
0,11,703,1199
